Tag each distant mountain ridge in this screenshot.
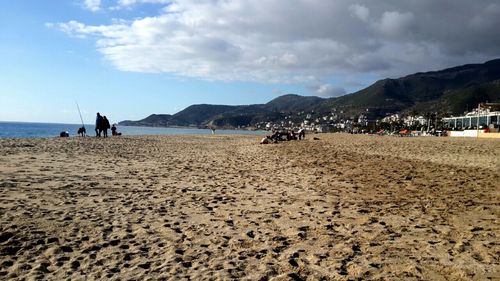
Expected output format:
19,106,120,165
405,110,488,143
119,94,323,127
319,58,500,116
120,58,500,128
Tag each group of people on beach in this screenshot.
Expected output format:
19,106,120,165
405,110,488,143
59,112,120,138
260,128,305,144
94,112,120,137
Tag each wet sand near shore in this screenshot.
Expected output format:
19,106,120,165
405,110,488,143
0,134,498,280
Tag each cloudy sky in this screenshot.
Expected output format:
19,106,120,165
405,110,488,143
1,0,499,123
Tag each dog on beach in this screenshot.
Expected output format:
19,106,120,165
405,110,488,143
77,127,86,137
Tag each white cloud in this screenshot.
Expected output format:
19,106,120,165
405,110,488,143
114,0,171,9
56,1,500,90
349,4,370,22
84,0,101,12
315,84,346,97
375,11,415,37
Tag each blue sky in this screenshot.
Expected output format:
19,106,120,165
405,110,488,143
1,1,499,123
0,1,308,124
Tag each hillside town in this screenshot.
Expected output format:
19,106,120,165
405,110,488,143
254,103,500,138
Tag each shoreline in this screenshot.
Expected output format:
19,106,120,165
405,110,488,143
0,122,267,139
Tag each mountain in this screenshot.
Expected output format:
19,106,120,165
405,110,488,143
120,58,500,128
119,114,173,127
411,79,500,114
168,104,239,126
120,94,326,128
262,94,324,112
317,58,500,117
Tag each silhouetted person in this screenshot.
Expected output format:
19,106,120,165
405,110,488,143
298,128,305,140
95,113,103,137
77,127,86,137
111,124,122,136
102,116,111,138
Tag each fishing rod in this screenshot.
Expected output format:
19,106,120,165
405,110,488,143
75,101,85,129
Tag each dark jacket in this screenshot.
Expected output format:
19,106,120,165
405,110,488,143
96,115,103,129
102,117,111,130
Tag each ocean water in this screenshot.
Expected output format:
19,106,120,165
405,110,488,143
0,122,266,138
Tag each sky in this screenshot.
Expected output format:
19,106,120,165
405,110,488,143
1,0,499,124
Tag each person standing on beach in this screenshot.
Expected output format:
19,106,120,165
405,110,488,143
102,116,111,138
95,113,103,137
298,128,305,140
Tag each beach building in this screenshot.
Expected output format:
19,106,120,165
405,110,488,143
442,103,500,138
442,103,500,130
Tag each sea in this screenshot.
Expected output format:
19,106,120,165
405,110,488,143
0,122,267,138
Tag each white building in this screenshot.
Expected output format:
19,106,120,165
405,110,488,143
381,114,400,123
357,114,368,126
403,116,427,127
443,104,500,129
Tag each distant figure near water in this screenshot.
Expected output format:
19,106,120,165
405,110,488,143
102,116,111,138
77,127,86,137
95,113,115,138
95,113,103,137
111,124,122,136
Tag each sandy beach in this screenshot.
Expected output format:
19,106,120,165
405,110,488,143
0,134,498,280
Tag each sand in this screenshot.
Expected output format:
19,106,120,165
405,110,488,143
0,134,498,280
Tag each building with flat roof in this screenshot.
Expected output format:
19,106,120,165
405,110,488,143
443,103,500,129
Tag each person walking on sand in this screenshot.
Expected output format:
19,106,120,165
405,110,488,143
102,116,111,138
95,112,103,137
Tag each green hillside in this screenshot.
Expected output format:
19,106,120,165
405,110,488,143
120,58,500,128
